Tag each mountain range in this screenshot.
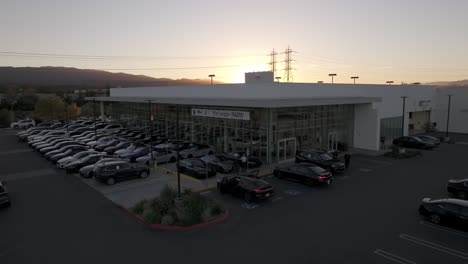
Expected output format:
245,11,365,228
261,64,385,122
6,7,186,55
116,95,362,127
0,66,216,88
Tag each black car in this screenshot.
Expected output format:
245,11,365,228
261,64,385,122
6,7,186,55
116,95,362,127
93,161,150,185
179,158,217,179
228,152,263,168
104,141,131,154
119,147,150,162
419,198,468,228
393,136,435,149
447,178,468,200
35,137,69,150
44,144,86,159
201,154,236,173
295,150,345,173
39,141,77,155
0,179,11,207
49,146,89,163
94,139,121,151
217,176,274,202
274,164,334,186
64,154,113,173
415,135,441,146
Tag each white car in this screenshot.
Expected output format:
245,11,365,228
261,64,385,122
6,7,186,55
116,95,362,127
10,119,36,129
56,150,96,169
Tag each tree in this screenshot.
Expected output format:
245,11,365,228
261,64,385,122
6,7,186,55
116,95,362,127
32,95,79,121
0,109,11,127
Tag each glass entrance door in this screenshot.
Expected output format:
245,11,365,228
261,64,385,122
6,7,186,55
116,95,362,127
328,132,337,152
278,138,296,162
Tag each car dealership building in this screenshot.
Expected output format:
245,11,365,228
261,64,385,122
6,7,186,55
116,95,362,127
89,72,467,164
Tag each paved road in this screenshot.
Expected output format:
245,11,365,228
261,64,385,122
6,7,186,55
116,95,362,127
1,129,467,264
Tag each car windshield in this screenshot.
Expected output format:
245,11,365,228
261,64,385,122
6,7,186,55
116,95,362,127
320,154,333,160
73,152,88,158
81,155,98,162
191,160,205,167
412,137,423,142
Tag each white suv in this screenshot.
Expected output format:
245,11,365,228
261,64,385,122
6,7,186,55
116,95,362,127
10,119,36,129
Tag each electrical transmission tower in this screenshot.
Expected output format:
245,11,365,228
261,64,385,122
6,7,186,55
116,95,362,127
282,46,296,82
268,48,278,75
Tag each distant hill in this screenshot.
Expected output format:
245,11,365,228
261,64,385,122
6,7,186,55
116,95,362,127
0,66,217,88
426,80,468,86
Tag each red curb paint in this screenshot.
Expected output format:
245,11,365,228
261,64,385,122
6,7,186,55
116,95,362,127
118,204,229,231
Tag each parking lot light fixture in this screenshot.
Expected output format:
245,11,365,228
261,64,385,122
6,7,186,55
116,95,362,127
176,104,181,197
446,94,453,138
147,100,154,167
401,96,408,137
208,74,215,85
92,99,97,138
328,73,337,84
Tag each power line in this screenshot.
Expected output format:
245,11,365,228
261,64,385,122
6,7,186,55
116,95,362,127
96,64,264,71
0,51,266,60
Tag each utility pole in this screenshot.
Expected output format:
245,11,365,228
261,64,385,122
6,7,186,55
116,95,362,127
282,46,296,82
176,104,181,197
269,48,278,76
329,73,337,84
208,74,215,85
351,76,359,84
147,100,154,166
64,100,68,133
92,99,97,138
401,96,408,137
445,94,452,138
275,76,281,82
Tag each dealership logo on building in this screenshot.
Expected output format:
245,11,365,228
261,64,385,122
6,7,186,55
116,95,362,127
192,108,250,120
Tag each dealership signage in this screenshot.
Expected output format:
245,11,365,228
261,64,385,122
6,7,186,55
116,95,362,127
191,108,250,120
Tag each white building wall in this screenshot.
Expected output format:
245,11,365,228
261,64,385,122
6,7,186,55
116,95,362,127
354,104,380,151
432,86,468,133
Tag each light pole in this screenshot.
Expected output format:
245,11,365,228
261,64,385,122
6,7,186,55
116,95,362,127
176,104,181,197
445,94,453,138
208,74,215,85
401,96,408,137
351,76,359,84
92,99,97,138
275,76,281,82
386,81,394,85
64,99,68,133
147,100,154,165
329,73,337,84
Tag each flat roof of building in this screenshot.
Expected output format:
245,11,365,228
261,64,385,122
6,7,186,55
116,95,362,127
86,96,381,108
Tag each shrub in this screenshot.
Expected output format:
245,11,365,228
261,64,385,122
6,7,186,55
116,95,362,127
211,203,223,216
161,214,175,225
143,209,161,224
160,185,177,205
132,199,147,215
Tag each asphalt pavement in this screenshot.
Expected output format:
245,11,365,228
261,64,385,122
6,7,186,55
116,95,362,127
1,128,467,264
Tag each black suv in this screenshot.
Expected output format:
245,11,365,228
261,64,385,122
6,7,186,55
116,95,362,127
0,179,11,207
93,161,150,185
295,150,345,173
447,178,468,200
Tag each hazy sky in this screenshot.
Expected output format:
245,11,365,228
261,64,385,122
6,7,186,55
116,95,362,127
1,0,467,84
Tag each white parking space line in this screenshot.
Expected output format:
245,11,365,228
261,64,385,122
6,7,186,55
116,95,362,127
3,168,55,181
374,249,417,264
399,234,468,260
420,221,468,238
0,149,32,156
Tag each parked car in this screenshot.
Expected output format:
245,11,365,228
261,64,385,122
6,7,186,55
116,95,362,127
35,137,70,150
274,164,334,186
10,119,35,129
179,158,217,179
415,135,441,146
44,144,86,159
418,198,468,228
68,127,92,137
295,150,345,173
393,136,435,150
94,139,121,151
39,141,77,155
115,143,146,156
118,147,150,162
217,175,274,202
93,161,150,185
447,178,468,200
57,150,97,168
136,148,178,165
180,144,215,159
18,129,45,141
201,154,236,173
79,157,124,178
49,146,89,163
64,153,113,173
104,141,131,154
0,179,11,207
228,152,263,168
97,124,122,133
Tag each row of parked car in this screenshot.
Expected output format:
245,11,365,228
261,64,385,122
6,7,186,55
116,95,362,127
15,119,266,187
217,149,345,202
392,135,441,149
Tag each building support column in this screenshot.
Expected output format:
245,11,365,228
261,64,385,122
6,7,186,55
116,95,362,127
266,108,273,164
99,101,105,120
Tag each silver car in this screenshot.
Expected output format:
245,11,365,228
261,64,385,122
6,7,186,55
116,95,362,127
79,157,124,178
56,150,96,168
180,144,215,159
136,148,177,165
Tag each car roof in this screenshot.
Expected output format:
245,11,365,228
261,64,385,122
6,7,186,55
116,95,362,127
426,198,468,207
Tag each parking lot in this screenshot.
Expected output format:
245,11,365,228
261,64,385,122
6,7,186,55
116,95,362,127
1,128,467,264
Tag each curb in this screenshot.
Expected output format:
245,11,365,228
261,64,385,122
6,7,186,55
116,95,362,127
118,204,229,231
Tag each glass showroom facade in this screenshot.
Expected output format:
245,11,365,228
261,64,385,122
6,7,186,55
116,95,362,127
107,102,355,164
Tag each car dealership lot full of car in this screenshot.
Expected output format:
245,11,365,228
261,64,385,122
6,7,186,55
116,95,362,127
2,122,468,264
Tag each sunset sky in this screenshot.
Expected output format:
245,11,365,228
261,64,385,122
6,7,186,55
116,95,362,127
1,0,467,84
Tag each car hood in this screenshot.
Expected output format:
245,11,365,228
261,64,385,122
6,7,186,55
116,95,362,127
51,152,67,158
448,178,468,184
80,164,95,173
65,160,83,167
57,156,77,164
